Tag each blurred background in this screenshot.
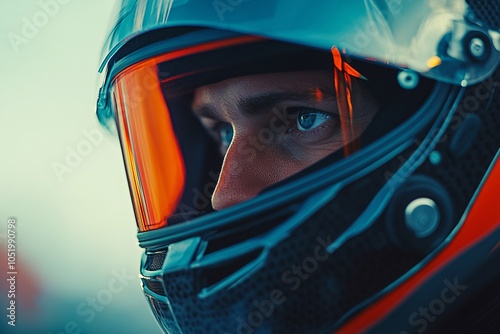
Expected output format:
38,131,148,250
0,1,162,333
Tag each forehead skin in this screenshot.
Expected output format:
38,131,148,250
192,71,335,122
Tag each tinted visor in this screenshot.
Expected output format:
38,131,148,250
110,37,434,231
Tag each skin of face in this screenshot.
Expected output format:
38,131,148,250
192,71,379,210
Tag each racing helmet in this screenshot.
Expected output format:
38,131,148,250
96,0,500,333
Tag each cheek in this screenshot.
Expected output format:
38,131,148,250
262,146,323,182
267,160,306,186
251,147,308,185
280,133,343,164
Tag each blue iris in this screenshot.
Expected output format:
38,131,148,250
297,110,331,130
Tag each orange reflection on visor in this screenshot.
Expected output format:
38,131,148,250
112,36,262,232
331,47,365,157
114,63,185,232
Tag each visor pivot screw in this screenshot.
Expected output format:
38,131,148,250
397,70,419,90
404,198,440,238
469,37,485,59
463,32,491,62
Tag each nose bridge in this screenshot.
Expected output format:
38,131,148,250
211,131,276,210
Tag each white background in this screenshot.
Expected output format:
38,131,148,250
0,1,162,333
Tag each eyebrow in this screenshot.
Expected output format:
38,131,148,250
193,91,335,120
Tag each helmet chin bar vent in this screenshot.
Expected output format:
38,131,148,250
143,247,266,299
144,279,167,297
144,250,168,271
202,202,300,255
199,247,265,297
141,203,298,297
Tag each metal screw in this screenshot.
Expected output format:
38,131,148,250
397,70,419,90
405,198,440,238
429,151,442,165
469,37,485,59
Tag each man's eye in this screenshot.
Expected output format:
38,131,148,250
297,109,332,131
218,123,233,150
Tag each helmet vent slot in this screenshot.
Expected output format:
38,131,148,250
203,204,297,255
144,279,167,297
201,248,264,292
146,250,168,271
